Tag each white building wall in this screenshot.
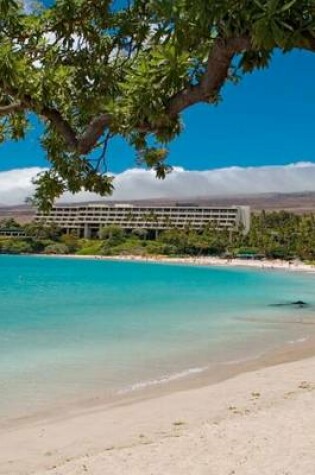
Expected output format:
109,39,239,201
36,204,251,237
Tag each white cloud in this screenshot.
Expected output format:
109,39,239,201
1,162,315,207
0,167,44,206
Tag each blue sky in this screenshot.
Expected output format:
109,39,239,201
1,49,315,174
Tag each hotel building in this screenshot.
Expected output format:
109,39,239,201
36,203,251,238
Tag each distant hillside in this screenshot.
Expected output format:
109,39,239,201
180,192,315,214
0,205,36,224
1,191,315,223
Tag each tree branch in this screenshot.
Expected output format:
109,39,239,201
0,89,80,150
5,32,315,159
0,101,23,115
76,113,111,154
0,36,253,157
0,92,110,155
40,109,112,156
40,105,79,150
37,34,315,154
167,37,252,117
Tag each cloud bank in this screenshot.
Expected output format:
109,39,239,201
1,162,315,206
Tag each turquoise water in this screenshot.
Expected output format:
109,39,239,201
0,255,315,420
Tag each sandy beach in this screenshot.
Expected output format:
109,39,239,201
0,353,314,475
37,253,315,273
1,255,314,475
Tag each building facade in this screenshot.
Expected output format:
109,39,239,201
36,203,251,238
0,229,27,238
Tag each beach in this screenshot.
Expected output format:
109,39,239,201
1,255,315,474
0,354,314,475
38,253,315,273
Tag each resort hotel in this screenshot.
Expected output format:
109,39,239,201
36,203,251,238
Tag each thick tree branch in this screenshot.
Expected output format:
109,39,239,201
0,88,80,150
2,32,314,158
40,105,79,150
0,92,110,155
70,37,253,152
77,113,111,155
167,37,252,118
70,33,315,152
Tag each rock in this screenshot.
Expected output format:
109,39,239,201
269,300,309,308
291,300,307,306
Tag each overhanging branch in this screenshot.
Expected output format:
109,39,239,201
2,32,314,158
0,89,80,151
40,105,79,150
77,113,111,155
167,37,252,117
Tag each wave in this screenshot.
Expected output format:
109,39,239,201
117,366,208,394
219,352,265,365
287,336,308,345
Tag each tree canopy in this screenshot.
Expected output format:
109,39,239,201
0,0,314,208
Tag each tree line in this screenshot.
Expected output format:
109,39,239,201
0,211,314,262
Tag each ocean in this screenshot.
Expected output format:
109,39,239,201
0,255,314,421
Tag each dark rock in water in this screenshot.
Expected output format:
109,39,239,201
269,300,309,308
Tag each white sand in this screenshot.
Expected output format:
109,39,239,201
39,253,315,273
1,357,314,475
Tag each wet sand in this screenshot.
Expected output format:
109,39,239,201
1,336,315,475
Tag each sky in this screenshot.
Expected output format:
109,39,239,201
1,33,315,204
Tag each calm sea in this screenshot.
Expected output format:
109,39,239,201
0,255,314,420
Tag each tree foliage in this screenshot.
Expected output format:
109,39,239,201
1,0,315,208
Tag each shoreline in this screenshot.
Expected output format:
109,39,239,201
1,336,315,474
1,347,314,474
1,254,315,473
19,252,315,273
3,332,315,427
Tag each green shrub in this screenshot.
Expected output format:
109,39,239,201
60,233,79,252
99,226,125,244
76,241,103,255
101,239,146,256
0,239,33,254
145,241,177,255
44,243,70,254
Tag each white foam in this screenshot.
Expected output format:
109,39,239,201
287,336,308,345
117,367,208,394
220,350,267,365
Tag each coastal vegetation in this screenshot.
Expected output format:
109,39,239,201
0,1,315,209
1,211,315,262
